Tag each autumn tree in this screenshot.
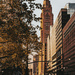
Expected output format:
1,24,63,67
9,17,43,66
0,0,42,74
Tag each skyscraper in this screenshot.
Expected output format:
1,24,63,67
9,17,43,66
63,12,75,75
46,9,70,75
39,0,53,75
64,3,75,17
54,9,70,75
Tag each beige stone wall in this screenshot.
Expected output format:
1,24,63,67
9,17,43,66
51,18,57,56
51,19,57,70
47,18,58,71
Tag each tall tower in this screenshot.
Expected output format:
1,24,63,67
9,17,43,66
41,0,53,43
40,0,53,75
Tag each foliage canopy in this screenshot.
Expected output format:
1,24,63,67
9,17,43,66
0,0,42,72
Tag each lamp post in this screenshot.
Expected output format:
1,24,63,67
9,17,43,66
25,43,29,75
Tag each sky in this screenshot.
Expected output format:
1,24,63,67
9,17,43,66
29,0,75,68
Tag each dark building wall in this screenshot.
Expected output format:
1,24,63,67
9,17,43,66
63,13,75,75
55,9,70,75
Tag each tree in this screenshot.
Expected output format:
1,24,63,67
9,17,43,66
0,0,42,74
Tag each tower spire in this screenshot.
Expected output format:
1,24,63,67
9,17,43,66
43,0,51,7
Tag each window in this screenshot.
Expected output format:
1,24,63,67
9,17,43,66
45,26,49,30
64,21,75,38
45,13,50,19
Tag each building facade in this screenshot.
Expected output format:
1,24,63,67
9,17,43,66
63,13,75,75
47,19,57,75
47,9,70,75
39,0,53,75
47,23,57,75
55,9,70,75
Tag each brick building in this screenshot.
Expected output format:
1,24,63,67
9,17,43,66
63,13,75,75
39,0,53,75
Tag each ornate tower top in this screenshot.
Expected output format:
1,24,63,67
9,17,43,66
44,0,49,1
43,0,51,8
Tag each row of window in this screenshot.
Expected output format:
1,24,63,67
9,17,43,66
56,37,62,46
63,37,74,49
63,30,74,45
56,23,62,31
56,24,62,35
55,16,62,30
44,26,49,30
56,28,62,38
45,17,50,19
56,41,62,49
44,22,50,25
64,21,75,38
63,45,75,56
56,33,62,42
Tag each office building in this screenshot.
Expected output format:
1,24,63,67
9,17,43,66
55,9,70,75
64,3,75,17
63,13,75,75
38,0,53,75
47,9,70,75
47,19,57,75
